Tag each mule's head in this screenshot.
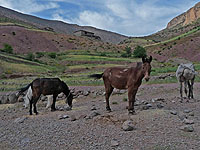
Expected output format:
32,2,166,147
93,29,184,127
61,81,74,108
142,56,152,81
66,92,73,108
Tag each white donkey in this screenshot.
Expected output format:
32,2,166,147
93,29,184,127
23,86,53,108
176,63,196,100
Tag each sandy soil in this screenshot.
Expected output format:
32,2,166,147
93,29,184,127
0,83,200,150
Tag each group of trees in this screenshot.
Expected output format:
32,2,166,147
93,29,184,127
0,43,57,61
0,43,146,60
122,45,147,58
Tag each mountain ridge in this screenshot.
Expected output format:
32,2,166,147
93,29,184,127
0,6,128,44
167,2,200,29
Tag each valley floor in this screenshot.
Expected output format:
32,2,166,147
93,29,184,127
1,83,200,150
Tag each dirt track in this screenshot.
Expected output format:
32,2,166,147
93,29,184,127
0,83,200,150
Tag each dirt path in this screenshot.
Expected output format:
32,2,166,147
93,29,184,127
0,83,200,150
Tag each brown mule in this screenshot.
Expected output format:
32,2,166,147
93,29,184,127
18,78,73,115
90,56,152,114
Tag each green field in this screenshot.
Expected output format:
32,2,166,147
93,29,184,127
0,50,200,92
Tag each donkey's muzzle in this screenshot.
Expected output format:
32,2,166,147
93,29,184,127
145,77,150,82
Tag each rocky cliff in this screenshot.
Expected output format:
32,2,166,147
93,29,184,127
167,2,200,29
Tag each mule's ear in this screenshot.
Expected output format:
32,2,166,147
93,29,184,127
149,56,152,63
142,56,146,63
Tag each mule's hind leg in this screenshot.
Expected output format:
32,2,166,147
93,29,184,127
33,95,40,115
29,98,33,115
51,94,58,111
104,82,113,112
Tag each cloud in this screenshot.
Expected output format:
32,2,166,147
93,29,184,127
72,11,114,29
1,0,199,36
0,0,59,14
68,0,199,36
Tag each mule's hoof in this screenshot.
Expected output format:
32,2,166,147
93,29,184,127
128,110,136,115
35,112,39,115
106,109,112,113
51,108,57,112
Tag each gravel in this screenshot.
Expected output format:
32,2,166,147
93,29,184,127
1,83,200,149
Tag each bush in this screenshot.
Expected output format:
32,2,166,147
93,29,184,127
121,53,128,58
48,52,56,59
121,46,132,58
125,46,131,57
35,52,44,58
100,52,106,56
1,43,13,54
133,45,147,58
26,53,35,61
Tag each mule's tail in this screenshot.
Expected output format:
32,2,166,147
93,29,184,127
23,86,33,108
89,73,103,79
17,82,32,97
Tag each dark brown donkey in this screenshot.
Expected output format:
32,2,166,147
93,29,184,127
90,56,152,114
18,78,73,115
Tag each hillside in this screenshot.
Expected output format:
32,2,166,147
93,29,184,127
0,25,123,54
0,6,128,44
120,2,200,62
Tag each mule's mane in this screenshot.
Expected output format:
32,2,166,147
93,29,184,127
136,62,142,68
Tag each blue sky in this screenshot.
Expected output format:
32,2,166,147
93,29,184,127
0,0,199,36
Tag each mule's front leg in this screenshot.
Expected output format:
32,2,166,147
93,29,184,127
128,88,137,115
51,94,58,111
191,79,194,99
187,81,191,99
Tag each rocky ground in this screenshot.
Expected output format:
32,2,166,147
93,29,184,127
0,83,200,150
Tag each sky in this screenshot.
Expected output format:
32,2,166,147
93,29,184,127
0,0,199,36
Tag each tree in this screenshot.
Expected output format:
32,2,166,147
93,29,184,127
133,45,147,58
121,46,132,58
125,46,131,57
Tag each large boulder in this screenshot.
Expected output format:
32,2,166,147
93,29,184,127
1,95,9,104
8,93,18,104
122,120,135,131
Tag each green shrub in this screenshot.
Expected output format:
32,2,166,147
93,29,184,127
35,52,44,58
133,45,147,58
125,46,131,57
121,52,128,58
1,43,13,54
121,46,132,58
100,52,106,56
26,53,35,61
48,52,56,59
